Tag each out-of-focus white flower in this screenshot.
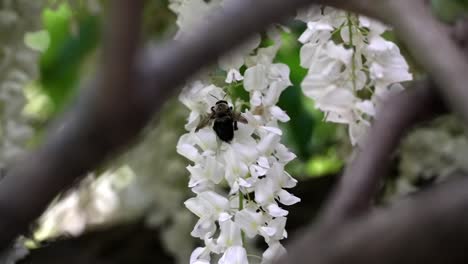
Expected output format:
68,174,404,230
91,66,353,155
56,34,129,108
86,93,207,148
170,0,222,39
297,6,413,145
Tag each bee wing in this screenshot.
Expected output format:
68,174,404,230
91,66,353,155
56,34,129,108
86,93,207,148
195,113,214,131
233,112,248,124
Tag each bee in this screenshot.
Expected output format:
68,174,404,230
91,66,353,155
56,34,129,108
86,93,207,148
196,97,247,143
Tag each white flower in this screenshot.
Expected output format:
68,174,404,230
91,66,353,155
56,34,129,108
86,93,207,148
171,0,221,38
217,219,243,248
298,8,413,145
184,191,230,219
190,247,211,264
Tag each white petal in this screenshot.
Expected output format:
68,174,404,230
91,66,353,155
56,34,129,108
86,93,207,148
266,203,288,217
299,42,321,68
184,197,207,218
260,226,276,237
269,106,290,122
258,156,270,168
218,246,248,264
251,165,267,177
205,236,223,254
277,189,301,205
261,126,283,136
225,69,244,84
190,247,211,264
349,120,370,146
275,144,296,163
194,128,218,151
367,35,393,52
250,90,263,106
326,42,353,65
177,143,200,163
238,177,252,188
185,191,230,219
254,178,276,205
217,220,243,248
355,100,376,116
267,217,287,240
219,212,232,222
257,133,280,155
231,142,259,164
191,218,216,238
244,65,268,91
235,208,264,238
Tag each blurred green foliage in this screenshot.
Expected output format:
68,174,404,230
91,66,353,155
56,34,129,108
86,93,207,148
431,0,468,23
40,4,100,116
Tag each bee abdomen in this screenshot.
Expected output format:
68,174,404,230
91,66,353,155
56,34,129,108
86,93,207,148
213,118,234,142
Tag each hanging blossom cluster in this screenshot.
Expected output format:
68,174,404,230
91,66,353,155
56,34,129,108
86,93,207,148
297,6,413,145
172,1,300,263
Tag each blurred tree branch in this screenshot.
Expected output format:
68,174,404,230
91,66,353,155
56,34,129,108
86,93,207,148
279,0,468,262
322,80,447,224
0,2,467,264
284,173,468,264
0,0,362,251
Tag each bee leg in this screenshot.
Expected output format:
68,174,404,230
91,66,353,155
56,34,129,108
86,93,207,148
234,120,238,131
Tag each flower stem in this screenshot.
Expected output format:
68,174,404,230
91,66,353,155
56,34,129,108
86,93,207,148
239,192,246,245
347,12,357,91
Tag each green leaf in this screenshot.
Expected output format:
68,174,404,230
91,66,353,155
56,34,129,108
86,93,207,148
24,30,51,53
40,4,100,115
305,150,343,177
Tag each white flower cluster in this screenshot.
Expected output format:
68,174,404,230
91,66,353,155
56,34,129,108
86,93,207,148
172,1,300,263
297,6,413,145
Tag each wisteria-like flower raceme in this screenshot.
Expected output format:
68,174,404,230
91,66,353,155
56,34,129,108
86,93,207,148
173,1,300,263
297,6,413,145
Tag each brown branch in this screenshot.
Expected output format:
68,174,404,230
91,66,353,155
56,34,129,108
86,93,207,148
321,80,446,224
275,81,447,263
283,173,468,264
